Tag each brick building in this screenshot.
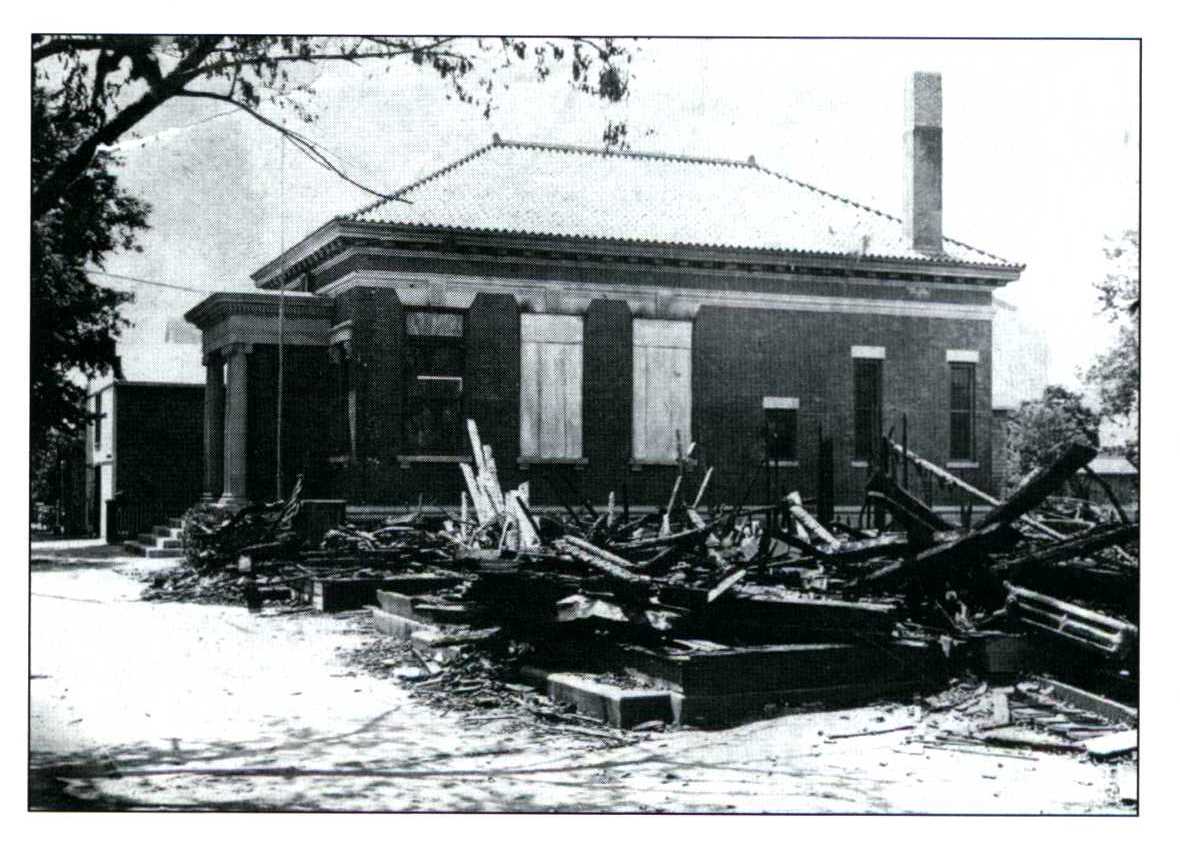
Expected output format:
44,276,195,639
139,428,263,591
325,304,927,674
85,321,206,540
186,72,1024,515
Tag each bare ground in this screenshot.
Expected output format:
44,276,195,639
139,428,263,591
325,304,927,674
28,550,1133,813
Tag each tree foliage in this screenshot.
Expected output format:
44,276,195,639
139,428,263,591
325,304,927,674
31,84,149,457
32,35,634,216
1084,230,1139,463
1003,385,1100,495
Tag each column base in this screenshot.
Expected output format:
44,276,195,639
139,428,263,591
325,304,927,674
216,494,250,510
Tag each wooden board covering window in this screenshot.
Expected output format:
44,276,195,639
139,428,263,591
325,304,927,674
632,319,692,462
520,313,583,459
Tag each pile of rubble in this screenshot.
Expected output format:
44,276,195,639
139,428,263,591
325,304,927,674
143,419,1137,742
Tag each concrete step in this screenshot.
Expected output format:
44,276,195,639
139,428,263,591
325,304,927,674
168,517,185,529
153,525,183,539
124,541,184,559
136,532,182,549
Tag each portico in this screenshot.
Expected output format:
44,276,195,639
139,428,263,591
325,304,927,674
186,291,334,507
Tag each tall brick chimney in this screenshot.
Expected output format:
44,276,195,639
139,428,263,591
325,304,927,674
903,71,943,254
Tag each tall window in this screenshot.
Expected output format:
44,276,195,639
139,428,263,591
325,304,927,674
520,314,583,460
403,310,465,454
852,358,882,461
764,397,798,462
633,319,692,463
949,362,976,461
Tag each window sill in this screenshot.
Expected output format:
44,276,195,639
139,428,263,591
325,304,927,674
517,457,588,469
397,454,474,469
850,460,870,468
946,460,979,470
629,458,698,472
767,460,800,468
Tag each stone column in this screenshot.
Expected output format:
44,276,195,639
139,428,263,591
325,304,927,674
202,352,225,501
219,343,252,507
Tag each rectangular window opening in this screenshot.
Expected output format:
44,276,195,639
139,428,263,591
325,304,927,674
852,358,882,461
950,362,976,461
403,310,466,454
765,408,798,462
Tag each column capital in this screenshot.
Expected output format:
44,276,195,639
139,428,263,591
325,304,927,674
221,342,254,358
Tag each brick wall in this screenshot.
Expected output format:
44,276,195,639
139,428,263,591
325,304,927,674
694,305,993,505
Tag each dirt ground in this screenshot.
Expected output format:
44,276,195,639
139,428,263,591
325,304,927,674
29,548,1134,813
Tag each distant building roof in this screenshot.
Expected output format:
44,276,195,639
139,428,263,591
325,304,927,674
992,298,1050,410
1090,454,1138,476
344,138,1022,269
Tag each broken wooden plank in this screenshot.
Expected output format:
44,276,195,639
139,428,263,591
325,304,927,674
786,491,840,549
1084,729,1138,759
889,440,1067,541
692,467,714,510
977,441,1098,531
460,463,495,525
997,523,1138,577
705,568,747,604
1026,677,1138,726
1004,582,1138,658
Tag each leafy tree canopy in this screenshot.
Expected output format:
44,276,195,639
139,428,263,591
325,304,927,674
1083,229,1139,465
1004,385,1101,495
32,83,149,457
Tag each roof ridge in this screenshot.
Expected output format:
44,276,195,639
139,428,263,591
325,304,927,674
494,137,758,170
344,141,499,220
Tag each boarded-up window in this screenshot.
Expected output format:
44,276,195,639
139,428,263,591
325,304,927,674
520,314,583,459
632,319,692,462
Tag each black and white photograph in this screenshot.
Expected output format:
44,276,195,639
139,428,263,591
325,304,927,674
24,21,1150,820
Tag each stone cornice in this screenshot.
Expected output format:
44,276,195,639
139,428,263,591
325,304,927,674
251,220,1024,291
185,291,335,331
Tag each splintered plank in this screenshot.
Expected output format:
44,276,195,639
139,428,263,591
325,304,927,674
889,440,1068,540
705,568,747,604
1004,582,1138,658
460,463,495,525
787,491,840,549
481,444,506,515
977,442,1098,530
692,467,713,510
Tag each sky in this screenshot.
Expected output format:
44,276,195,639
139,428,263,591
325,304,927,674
99,38,1139,392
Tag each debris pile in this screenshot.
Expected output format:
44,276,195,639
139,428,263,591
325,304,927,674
145,419,1137,736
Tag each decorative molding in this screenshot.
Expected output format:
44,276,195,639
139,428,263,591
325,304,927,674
319,269,996,323
329,320,354,347
259,221,1022,294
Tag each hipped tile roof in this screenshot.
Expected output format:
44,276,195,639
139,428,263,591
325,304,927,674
347,138,1020,269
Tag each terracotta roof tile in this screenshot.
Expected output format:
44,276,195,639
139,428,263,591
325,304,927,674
347,138,1020,269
